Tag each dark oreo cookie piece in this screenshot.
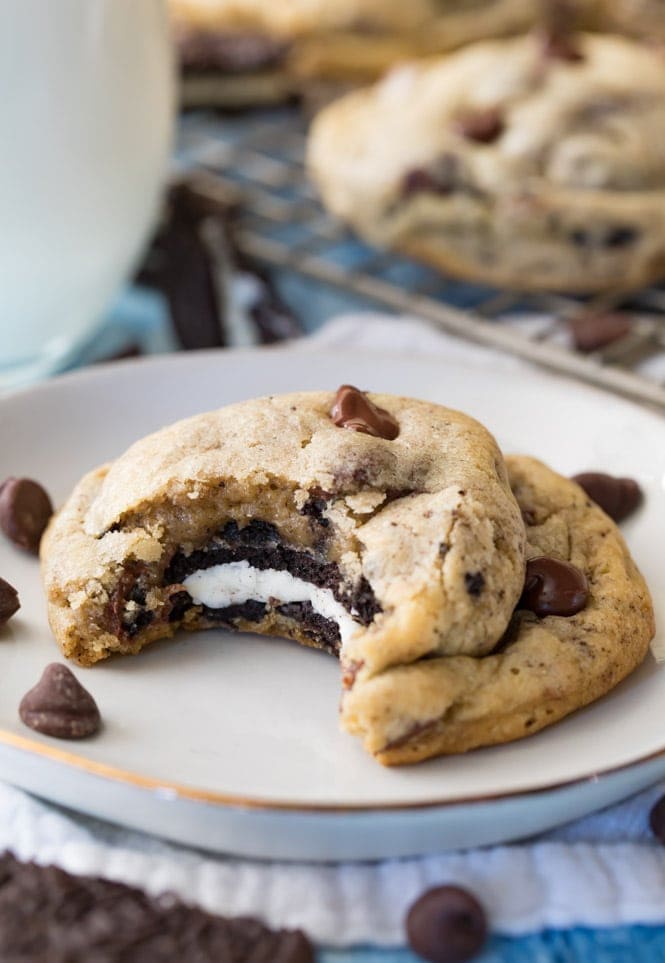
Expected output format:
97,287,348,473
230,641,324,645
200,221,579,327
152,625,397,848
406,884,488,963
19,664,101,739
0,477,53,555
0,578,20,628
572,472,643,522
0,852,314,962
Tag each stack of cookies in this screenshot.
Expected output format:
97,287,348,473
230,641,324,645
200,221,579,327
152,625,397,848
41,386,654,765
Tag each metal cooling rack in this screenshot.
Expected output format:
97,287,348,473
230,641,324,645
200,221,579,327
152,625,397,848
177,108,665,412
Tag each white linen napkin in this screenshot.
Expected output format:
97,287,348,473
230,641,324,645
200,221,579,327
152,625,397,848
3,313,664,948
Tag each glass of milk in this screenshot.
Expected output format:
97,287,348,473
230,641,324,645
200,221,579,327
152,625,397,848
0,0,174,388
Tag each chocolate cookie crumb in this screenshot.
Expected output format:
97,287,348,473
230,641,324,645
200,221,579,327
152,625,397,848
464,572,485,597
0,578,20,628
19,664,101,739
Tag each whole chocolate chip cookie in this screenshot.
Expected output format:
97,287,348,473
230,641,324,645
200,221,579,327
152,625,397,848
41,390,526,762
342,456,654,763
308,31,665,292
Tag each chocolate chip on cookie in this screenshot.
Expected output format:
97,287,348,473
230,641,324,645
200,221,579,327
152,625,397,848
0,478,53,555
406,884,488,963
454,108,504,144
0,578,20,628
19,664,101,739
330,385,399,439
520,556,588,617
572,472,643,523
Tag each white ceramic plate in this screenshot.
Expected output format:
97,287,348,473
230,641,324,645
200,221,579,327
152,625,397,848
0,346,663,861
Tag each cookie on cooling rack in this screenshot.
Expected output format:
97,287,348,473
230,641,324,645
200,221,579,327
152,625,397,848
170,0,595,107
308,30,665,293
343,455,655,764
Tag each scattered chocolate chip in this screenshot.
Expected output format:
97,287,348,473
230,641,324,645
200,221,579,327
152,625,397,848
0,578,19,628
649,794,665,844
0,851,314,962
19,664,101,739
454,108,504,144
0,478,53,555
519,556,588,618
406,885,488,963
330,385,399,440
464,572,485,597
401,154,460,198
572,472,643,522
568,313,632,353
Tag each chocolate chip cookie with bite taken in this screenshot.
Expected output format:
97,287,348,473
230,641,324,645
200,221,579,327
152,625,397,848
308,29,665,292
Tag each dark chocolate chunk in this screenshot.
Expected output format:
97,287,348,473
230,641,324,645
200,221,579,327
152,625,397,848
330,385,399,440
19,664,101,739
568,313,632,353
454,108,504,144
649,794,665,844
572,472,643,522
464,572,485,597
0,478,53,554
519,556,588,618
401,154,460,197
406,884,488,963
0,578,19,628
0,851,314,962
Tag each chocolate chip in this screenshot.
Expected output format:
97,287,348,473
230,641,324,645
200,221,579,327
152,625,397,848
401,154,459,198
0,851,314,962
406,885,488,963
19,664,101,739
519,556,588,618
649,794,665,843
0,577,19,629
568,313,632,353
605,226,639,248
464,572,485,597
0,478,53,554
572,472,643,522
537,0,585,62
454,108,504,144
330,385,399,440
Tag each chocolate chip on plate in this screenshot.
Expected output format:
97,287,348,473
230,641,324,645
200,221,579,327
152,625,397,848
568,313,632,353
0,851,315,962
572,472,643,522
406,884,488,963
519,556,589,618
19,664,101,739
454,108,504,144
649,794,665,844
0,478,53,554
0,578,20,628
330,385,399,440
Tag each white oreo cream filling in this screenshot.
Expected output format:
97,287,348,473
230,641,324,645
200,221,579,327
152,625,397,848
183,560,359,643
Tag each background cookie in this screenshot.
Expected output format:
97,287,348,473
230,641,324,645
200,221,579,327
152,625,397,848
308,32,665,292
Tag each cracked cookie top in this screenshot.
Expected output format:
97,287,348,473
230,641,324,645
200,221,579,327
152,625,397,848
43,391,526,675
